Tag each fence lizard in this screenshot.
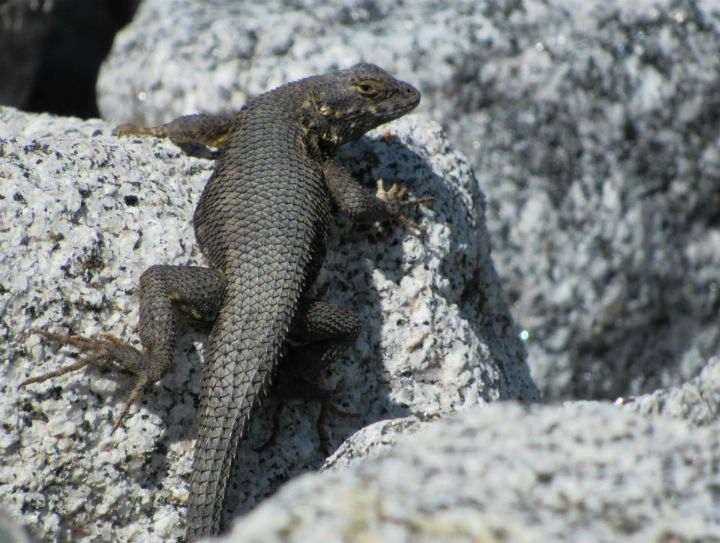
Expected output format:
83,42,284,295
20,63,430,540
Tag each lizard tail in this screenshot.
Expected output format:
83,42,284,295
185,277,300,539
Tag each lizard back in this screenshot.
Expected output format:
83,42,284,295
187,84,333,536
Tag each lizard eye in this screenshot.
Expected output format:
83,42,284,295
355,81,382,99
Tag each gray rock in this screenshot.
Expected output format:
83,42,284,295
96,0,482,125
211,402,720,543
0,105,534,541
97,0,720,401
622,355,720,426
449,1,720,402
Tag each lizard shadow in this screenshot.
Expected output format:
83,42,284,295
333,131,537,402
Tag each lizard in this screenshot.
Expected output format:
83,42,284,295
19,63,430,540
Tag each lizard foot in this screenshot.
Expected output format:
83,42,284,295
255,379,359,455
376,179,434,234
315,399,360,456
20,331,151,433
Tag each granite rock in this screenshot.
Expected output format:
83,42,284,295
97,0,720,401
0,106,534,541
622,355,720,426
211,402,720,543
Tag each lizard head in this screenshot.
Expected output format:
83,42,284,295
302,63,421,148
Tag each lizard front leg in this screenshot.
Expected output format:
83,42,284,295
322,157,434,234
20,265,226,433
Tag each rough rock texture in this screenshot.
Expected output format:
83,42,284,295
6,1,720,541
0,106,534,542
622,355,720,426
97,0,720,401
210,403,720,543
449,1,720,402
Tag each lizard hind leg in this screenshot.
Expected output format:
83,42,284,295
20,265,227,435
20,331,151,434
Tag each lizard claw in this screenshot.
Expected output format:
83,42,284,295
376,179,434,234
22,330,151,434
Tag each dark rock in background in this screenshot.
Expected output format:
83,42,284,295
0,0,138,117
0,0,55,108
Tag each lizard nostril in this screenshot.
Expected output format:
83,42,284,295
402,84,418,98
